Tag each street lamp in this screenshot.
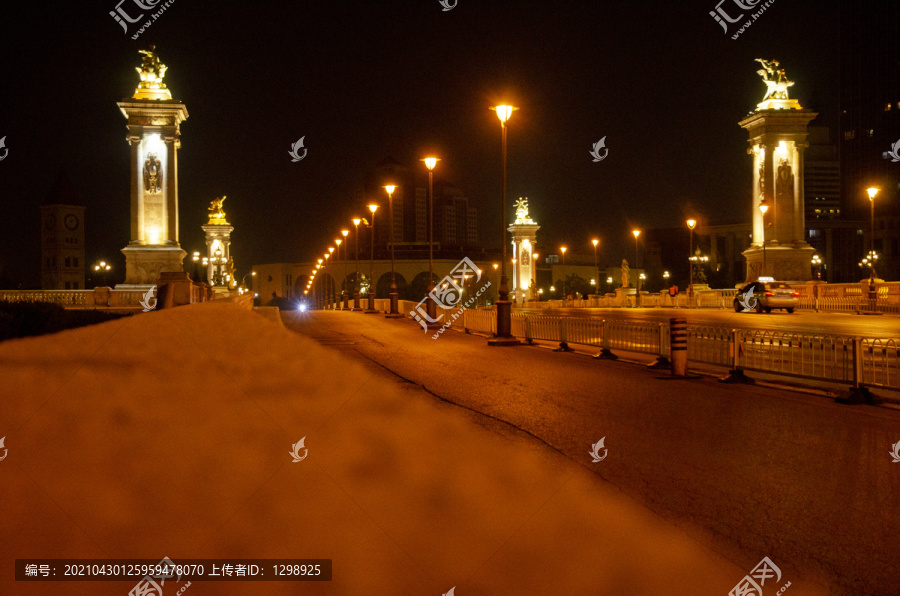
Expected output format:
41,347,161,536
686,219,696,298
241,270,256,292
811,254,822,280
560,246,568,299
532,252,539,300
422,157,441,327
366,203,379,313
759,201,769,278
93,260,111,287
384,185,402,317
489,103,519,345
340,230,350,309
632,229,641,307
352,218,362,310
591,239,599,295
867,187,879,282
191,251,201,282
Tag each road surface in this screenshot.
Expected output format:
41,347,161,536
286,310,900,596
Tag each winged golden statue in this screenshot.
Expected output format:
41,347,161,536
208,196,228,224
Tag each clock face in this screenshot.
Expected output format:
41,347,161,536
64,214,79,230
44,214,56,230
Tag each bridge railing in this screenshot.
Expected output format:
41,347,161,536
342,302,899,393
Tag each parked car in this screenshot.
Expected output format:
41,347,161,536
733,280,800,313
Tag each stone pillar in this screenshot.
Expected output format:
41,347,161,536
116,49,188,289
740,96,817,283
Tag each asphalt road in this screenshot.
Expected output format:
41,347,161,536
285,311,900,596
518,306,900,339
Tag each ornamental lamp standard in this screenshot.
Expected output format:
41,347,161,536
532,252,539,299
811,254,822,280
93,260,111,287
686,219,697,297
384,185,402,317
489,103,519,345
366,203,379,313
421,157,441,327
759,201,769,278
352,218,362,310
591,239,600,295
632,229,641,306
560,246,568,299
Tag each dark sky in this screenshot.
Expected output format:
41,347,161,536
0,0,839,287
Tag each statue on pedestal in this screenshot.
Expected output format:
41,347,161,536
208,196,228,225
621,259,630,288
137,45,168,89
755,59,794,102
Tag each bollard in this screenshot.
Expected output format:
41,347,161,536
594,319,618,360
670,317,687,376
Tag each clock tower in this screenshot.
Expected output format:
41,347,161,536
117,46,188,287
41,173,86,290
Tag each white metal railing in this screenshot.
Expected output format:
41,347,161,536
328,298,900,393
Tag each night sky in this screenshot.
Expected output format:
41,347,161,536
0,1,839,287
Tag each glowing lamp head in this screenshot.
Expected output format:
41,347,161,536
352,218,361,227
317,259,323,264
493,263,499,270
592,239,599,247
384,185,396,196
687,219,697,230
560,246,567,254
632,230,641,239
342,229,349,237
867,187,879,201
422,157,440,171
533,253,539,260
335,239,341,246
491,104,518,123
368,204,378,214
759,202,769,215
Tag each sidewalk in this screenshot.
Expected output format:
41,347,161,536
0,301,828,594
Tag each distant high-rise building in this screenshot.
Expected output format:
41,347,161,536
365,158,479,252
840,0,900,216
40,173,86,290
805,126,842,222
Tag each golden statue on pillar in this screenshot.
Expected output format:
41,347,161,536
208,196,228,225
133,45,172,100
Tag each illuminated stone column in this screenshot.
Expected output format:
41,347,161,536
117,46,188,287
202,196,234,295
508,198,540,305
740,60,816,283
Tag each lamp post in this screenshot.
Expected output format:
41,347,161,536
560,246,567,300
591,239,599,295
241,270,256,292
366,203,378,313
340,230,350,309
867,186,880,308
384,185,402,317
686,219,696,298
867,187,879,282
325,251,333,308
352,218,362,310
92,261,111,287
316,259,323,309
759,201,769,279
811,254,822,281
422,157,440,327
191,251,201,282
632,229,641,307
532,252,539,301
489,103,519,345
